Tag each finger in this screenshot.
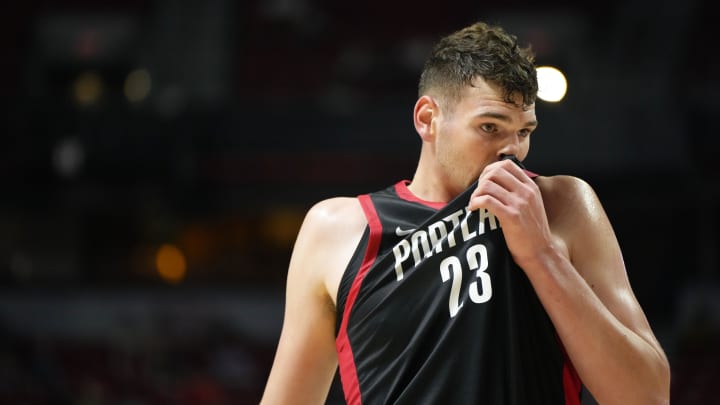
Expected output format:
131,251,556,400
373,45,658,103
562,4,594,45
497,158,532,183
480,160,527,192
473,178,513,206
470,171,528,212
472,161,537,213
467,192,510,216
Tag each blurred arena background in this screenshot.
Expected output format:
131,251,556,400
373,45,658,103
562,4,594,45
0,0,718,404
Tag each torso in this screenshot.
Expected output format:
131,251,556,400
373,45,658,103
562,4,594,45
328,178,582,404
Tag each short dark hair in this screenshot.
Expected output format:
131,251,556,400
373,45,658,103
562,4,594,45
418,21,538,109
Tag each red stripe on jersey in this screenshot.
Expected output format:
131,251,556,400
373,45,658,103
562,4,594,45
394,180,447,209
562,348,582,405
336,194,383,405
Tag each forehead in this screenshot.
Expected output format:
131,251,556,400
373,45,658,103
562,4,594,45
451,78,536,119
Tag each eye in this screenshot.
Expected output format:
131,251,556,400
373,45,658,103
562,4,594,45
479,123,498,133
518,128,533,138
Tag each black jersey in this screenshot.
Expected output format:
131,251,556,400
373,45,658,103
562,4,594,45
335,180,581,405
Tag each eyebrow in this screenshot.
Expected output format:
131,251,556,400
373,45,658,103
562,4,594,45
474,112,538,128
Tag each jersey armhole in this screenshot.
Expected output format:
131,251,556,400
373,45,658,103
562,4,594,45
335,225,370,336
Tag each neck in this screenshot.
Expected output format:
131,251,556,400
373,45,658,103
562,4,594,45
407,157,465,204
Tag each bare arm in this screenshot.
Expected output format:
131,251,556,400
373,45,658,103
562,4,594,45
260,197,366,405
468,161,670,405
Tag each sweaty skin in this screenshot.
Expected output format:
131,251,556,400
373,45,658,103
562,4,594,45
261,78,670,405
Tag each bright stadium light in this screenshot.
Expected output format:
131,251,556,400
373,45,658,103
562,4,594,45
536,66,567,103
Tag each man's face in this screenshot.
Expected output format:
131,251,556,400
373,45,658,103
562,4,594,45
432,77,537,190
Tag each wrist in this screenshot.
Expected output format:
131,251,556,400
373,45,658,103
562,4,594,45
515,241,568,277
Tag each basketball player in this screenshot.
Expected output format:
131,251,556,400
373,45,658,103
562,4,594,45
261,21,670,404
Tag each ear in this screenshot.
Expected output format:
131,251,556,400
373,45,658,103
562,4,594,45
413,95,438,142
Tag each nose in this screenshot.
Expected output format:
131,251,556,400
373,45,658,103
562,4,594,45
496,138,520,162
497,130,522,159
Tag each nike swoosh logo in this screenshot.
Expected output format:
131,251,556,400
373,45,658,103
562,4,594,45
395,226,416,237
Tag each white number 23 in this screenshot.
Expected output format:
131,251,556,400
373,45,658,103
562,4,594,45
439,243,492,317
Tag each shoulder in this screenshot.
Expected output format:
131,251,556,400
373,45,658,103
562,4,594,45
534,174,608,235
535,174,594,200
535,175,602,219
301,196,367,238
535,175,616,262
291,196,368,302
294,196,367,260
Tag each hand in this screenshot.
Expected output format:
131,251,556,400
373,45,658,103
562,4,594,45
467,159,554,270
